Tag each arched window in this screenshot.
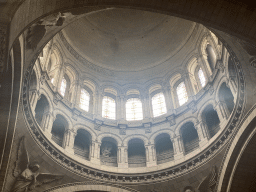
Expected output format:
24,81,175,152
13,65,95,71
126,98,143,121
177,82,188,106
198,68,206,87
102,96,116,120
206,44,217,70
152,93,167,117
79,89,90,112
59,77,67,96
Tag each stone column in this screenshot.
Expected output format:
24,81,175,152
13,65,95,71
63,129,77,154
52,65,65,92
163,85,174,113
198,56,212,79
184,73,195,99
70,80,79,107
142,93,151,119
29,89,39,113
145,143,157,167
95,90,103,118
118,146,128,168
42,41,53,71
172,135,185,160
75,81,82,108
117,95,126,120
227,78,237,102
195,121,210,147
215,101,230,121
90,140,101,165
40,111,55,137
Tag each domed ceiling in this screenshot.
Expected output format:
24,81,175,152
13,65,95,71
62,8,196,72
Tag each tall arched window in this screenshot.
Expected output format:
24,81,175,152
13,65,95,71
198,68,206,87
102,96,116,120
152,93,167,117
59,77,67,96
177,82,188,106
126,98,143,121
79,89,90,112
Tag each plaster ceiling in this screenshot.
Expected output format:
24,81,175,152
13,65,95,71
62,8,196,72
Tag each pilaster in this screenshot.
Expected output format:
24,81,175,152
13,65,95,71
118,146,128,168
63,129,77,154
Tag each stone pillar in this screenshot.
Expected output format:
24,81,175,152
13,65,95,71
184,73,195,99
118,146,128,168
75,81,82,108
117,95,126,120
172,135,185,159
145,143,157,167
63,129,77,154
195,121,210,147
163,85,174,113
199,54,213,77
40,111,55,137
227,78,237,102
90,140,101,165
42,41,53,71
95,90,103,118
142,93,151,119
70,80,79,107
215,101,230,121
52,65,65,92
29,89,39,113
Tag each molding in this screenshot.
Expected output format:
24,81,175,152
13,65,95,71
21,38,245,184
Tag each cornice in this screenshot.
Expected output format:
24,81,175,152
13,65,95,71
21,37,245,184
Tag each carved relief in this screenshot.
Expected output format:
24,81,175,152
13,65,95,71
12,136,63,192
27,13,66,50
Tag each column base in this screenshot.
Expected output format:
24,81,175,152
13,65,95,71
65,147,75,155
174,152,184,160
118,163,128,168
199,138,209,148
90,157,101,165
146,161,157,167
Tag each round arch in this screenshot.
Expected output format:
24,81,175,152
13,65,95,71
123,134,149,146
149,129,174,144
174,117,198,135
97,133,122,146
73,124,97,141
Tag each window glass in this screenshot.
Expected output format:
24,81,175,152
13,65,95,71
102,96,116,120
152,93,167,117
59,78,66,96
126,98,143,121
198,68,206,87
177,82,188,106
79,89,90,112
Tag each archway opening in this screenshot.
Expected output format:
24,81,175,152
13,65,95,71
34,94,50,127
218,82,234,115
74,129,91,160
181,122,199,154
128,138,146,167
155,133,174,164
51,114,67,147
202,105,220,138
100,137,118,167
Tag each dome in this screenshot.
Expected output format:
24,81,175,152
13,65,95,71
27,8,238,175
62,8,196,72
2,1,256,192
